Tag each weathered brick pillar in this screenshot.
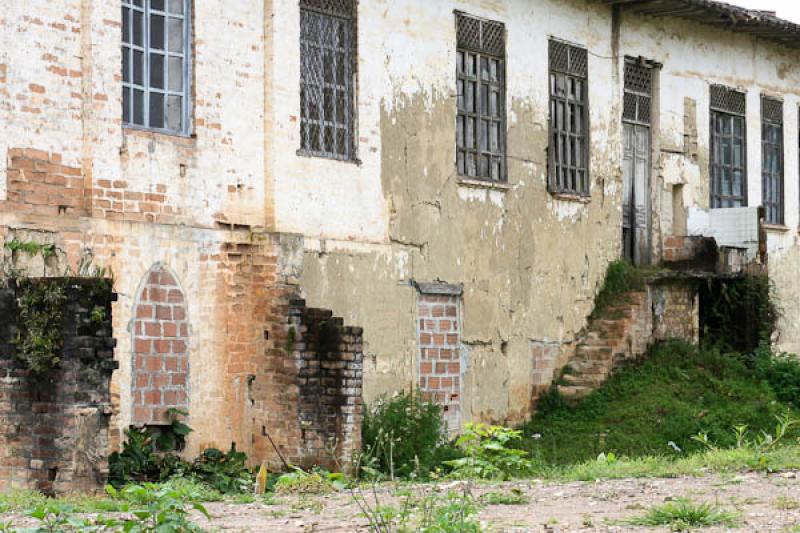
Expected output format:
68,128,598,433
0,279,117,495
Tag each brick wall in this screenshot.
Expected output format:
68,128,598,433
0,279,117,495
416,286,462,434
652,279,700,343
1,149,85,218
131,265,190,425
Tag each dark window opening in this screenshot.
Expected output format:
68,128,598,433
761,96,784,225
710,85,747,208
456,12,506,182
299,0,356,161
548,39,589,196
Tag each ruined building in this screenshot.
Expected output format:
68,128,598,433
2,0,800,491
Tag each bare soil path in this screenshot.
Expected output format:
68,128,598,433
193,471,800,532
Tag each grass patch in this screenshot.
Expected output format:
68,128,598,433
479,489,529,505
520,341,800,465
623,498,739,530
774,496,800,510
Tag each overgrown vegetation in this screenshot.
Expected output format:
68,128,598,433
446,424,532,480
521,340,800,464
361,391,460,479
700,274,779,352
3,241,113,374
623,498,739,530
591,260,656,318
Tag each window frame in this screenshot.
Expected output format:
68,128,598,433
709,85,747,209
298,0,357,162
455,12,507,183
761,95,784,225
547,38,590,197
122,0,193,136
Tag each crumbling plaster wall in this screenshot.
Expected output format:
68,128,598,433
616,11,800,354
285,0,624,426
0,0,300,460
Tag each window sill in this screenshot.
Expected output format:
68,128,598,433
549,191,591,203
297,149,361,166
456,177,511,191
123,125,195,142
762,223,790,233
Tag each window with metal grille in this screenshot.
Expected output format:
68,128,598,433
122,0,191,134
761,96,784,225
456,13,506,181
623,60,652,126
548,39,589,196
710,85,747,208
299,0,356,161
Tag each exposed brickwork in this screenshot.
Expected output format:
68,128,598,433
131,265,189,425
662,235,718,271
417,293,461,433
0,279,117,495
2,149,85,218
289,302,364,469
652,280,700,343
531,341,561,396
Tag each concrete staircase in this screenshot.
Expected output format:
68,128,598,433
557,290,651,403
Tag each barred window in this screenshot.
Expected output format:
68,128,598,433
710,85,747,208
299,0,356,161
549,39,589,196
761,96,784,225
122,0,191,134
456,13,506,181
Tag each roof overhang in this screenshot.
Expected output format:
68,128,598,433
606,0,800,49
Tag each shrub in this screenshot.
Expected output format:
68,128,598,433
591,261,652,318
446,423,533,480
191,445,252,494
624,498,739,529
753,346,800,408
362,391,450,478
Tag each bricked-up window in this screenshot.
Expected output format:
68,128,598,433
122,0,191,134
549,39,589,196
762,96,784,225
299,0,356,160
456,13,506,181
710,85,747,208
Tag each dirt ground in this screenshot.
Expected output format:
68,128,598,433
194,471,800,532
1,471,798,531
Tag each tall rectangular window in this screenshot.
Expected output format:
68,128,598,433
299,0,356,161
456,13,506,181
710,85,747,208
548,39,589,196
761,96,784,225
122,0,191,134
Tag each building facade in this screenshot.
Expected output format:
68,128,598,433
1,0,800,466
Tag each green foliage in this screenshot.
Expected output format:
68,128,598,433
13,278,68,373
362,391,453,479
591,261,654,318
753,346,800,408
521,341,800,465
624,498,739,530
479,489,529,505
105,483,209,532
190,445,252,494
353,486,482,533
154,409,193,452
446,424,532,480
700,275,779,352
274,467,347,494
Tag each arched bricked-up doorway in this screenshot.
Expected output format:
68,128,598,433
131,264,189,425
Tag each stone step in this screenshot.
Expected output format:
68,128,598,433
561,373,606,387
557,385,593,402
576,345,614,360
570,359,610,374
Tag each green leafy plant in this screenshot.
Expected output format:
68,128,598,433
13,278,68,373
624,498,739,530
446,423,532,480
106,483,209,532
362,391,455,479
154,409,193,452
191,444,252,494
274,466,346,494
